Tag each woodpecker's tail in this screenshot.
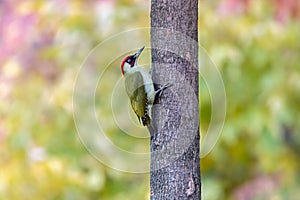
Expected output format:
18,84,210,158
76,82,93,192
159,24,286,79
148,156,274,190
142,114,151,126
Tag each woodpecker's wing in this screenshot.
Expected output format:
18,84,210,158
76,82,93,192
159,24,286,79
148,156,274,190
125,71,148,124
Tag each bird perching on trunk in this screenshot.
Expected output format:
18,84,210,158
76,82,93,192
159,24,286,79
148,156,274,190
120,46,170,126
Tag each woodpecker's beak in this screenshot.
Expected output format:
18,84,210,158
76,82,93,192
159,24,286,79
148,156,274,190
133,46,145,60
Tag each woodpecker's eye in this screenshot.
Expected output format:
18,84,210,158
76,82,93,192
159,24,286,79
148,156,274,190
126,57,135,67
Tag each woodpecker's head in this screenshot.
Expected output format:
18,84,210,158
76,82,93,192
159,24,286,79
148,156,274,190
121,46,145,75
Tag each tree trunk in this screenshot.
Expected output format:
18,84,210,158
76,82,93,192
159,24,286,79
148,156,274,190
150,0,200,199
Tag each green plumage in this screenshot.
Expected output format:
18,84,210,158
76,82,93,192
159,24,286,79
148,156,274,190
125,71,151,126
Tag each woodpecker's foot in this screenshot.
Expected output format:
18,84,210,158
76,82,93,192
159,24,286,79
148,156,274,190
157,83,172,97
154,83,172,104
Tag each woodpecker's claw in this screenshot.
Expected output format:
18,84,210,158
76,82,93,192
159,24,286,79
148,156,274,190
154,83,172,104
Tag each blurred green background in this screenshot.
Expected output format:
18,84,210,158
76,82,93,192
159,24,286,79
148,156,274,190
1,0,300,199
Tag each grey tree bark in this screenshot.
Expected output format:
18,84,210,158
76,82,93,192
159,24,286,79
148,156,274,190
150,0,200,199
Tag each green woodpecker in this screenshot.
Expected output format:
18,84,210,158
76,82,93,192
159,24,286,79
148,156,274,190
120,46,169,126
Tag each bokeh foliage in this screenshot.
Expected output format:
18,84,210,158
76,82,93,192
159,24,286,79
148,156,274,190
1,1,149,199
200,1,300,199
